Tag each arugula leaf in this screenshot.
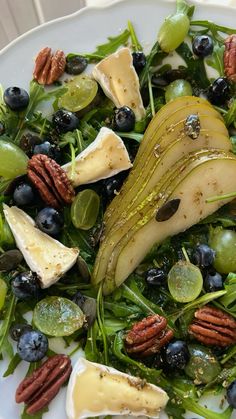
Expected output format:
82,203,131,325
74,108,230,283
84,320,100,362
206,43,225,76
79,120,98,143
223,100,236,127
231,136,236,154
191,20,236,39
104,301,141,317
127,21,142,52
140,42,167,87
104,316,127,336
176,42,210,89
114,131,143,143
97,283,108,364
0,294,16,357
220,273,236,314
68,29,130,62
3,353,21,377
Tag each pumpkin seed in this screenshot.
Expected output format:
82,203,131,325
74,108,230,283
156,198,181,222
184,114,201,140
77,255,91,282
0,249,23,271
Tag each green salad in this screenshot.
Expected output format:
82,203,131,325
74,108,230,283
1,0,236,418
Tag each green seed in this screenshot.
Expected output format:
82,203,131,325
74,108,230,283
165,79,193,103
71,189,100,230
168,260,203,303
33,296,85,337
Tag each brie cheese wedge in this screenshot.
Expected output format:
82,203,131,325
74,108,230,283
3,205,79,288
66,358,169,419
92,47,146,121
62,127,132,187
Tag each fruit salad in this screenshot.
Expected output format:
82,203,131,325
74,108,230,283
1,0,236,418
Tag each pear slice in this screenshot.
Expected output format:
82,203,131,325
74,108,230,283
62,127,132,187
93,150,221,288
66,358,168,419
104,104,227,231
92,47,145,121
3,205,79,288
114,154,236,289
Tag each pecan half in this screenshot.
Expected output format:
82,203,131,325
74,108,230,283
15,354,72,415
28,154,75,208
224,35,236,82
33,47,66,85
125,314,173,357
189,305,236,347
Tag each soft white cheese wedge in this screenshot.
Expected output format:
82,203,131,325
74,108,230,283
3,205,79,288
92,47,146,121
62,127,132,187
66,358,168,419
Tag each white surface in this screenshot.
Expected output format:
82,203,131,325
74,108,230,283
0,0,236,418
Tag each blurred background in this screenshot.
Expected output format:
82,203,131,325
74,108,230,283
0,0,110,50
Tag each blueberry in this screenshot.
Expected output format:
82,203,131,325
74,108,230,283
35,207,64,236
10,323,32,342
192,244,215,268
192,35,214,58
227,379,236,408
145,268,166,286
33,141,61,162
204,270,223,292
103,173,127,200
13,183,35,206
52,109,79,133
113,106,135,132
132,52,146,73
4,87,29,111
65,55,88,75
0,122,5,135
164,340,190,369
17,330,48,362
11,271,40,300
207,77,230,105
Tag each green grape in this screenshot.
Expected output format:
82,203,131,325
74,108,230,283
33,296,85,337
71,189,100,230
209,227,236,273
165,80,192,103
0,140,28,179
185,344,221,384
0,277,7,310
168,261,203,303
158,13,190,53
58,75,98,112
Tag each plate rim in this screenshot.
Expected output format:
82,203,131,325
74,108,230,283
1,0,236,57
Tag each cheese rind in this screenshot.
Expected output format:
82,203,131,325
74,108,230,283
92,47,146,121
66,358,168,419
3,205,79,288
62,127,132,187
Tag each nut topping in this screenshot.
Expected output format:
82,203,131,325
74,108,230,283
224,35,236,82
15,354,72,415
33,47,66,85
28,154,75,209
189,305,236,347
124,314,173,357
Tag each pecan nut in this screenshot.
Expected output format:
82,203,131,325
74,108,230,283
28,154,75,208
189,305,236,347
15,354,72,415
224,35,236,82
124,314,173,357
33,47,66,85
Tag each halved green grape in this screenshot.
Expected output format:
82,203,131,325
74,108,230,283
158,13,190,53
165,79,192,103
0,277,7,310
0,140,28,179
185,344,221,384
209,227,236,273
58,75,98,112
168,261,203,303
71,189,100,230
33,296,85,337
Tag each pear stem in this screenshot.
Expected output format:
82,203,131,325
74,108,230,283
206,191,236,203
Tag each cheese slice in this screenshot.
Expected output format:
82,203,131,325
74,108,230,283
62,127,132,187
3,205,79,288
92,47,146,121
66,358,169,419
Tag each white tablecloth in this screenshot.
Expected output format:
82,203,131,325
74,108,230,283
86,0,236,7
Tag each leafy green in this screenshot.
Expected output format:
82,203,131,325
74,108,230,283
176,42,210,89
3,353,21,377
0,294,16,357
127,21,142,52
104,301,141,317
223,100,236,127
206,43,225,76
114,131,143,143
97,284,108,364
231,136,236,154
84,320,100,362
191,20,236,40
104,316,127,335
79,120,98,143
67,29,130,62
220,273,236,314
140,42,167,87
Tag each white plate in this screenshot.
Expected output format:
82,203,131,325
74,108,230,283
1,0,236,418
